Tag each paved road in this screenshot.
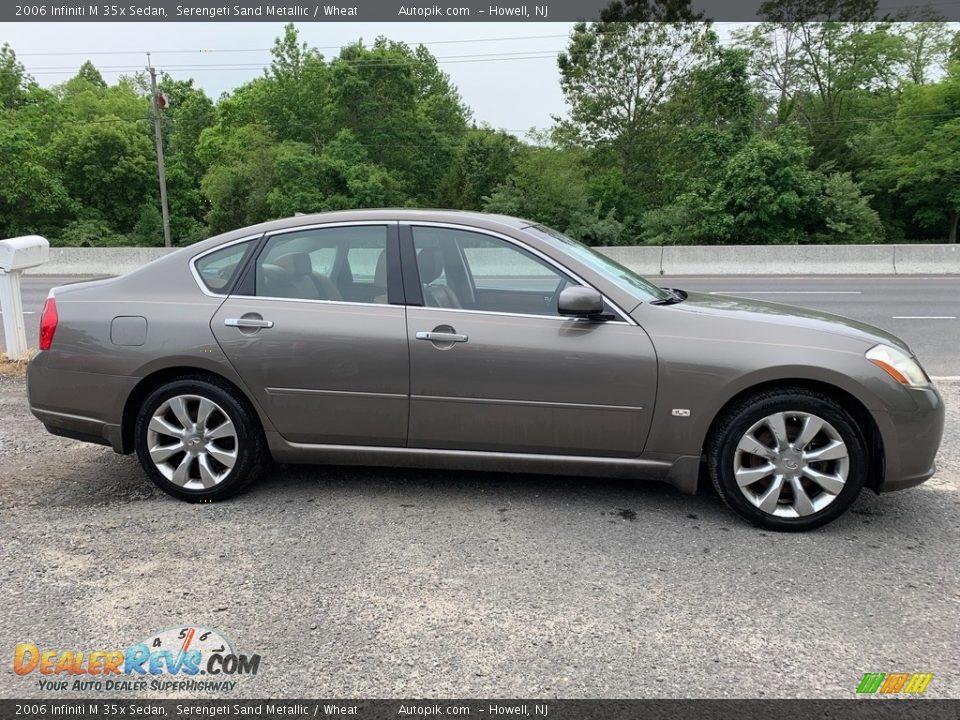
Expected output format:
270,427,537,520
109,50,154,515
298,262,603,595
662,275,960,377
4,274,959,374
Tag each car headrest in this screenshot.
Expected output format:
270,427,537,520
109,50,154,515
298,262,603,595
273,252,313,278
417,246,444,284
374,250,387,289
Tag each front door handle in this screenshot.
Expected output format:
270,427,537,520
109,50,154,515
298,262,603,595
416,331,468,343
225,317,274,329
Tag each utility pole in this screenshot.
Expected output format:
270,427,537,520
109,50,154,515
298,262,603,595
147,53,172,248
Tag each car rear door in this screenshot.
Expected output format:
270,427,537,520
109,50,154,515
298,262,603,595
402,223,657,458
211,222,410,446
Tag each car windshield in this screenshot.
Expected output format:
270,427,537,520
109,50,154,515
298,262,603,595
525,225,670,303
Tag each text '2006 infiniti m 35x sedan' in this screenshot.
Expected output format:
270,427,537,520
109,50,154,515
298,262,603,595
27,210,944,530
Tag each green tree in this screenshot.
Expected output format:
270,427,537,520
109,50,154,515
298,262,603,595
557,20,716,191
599,0,702,21
267,131,404,217
0,44,32,109
49,71,155,237
0,120,72,237
438,126,521,210
483,143,627,244
328,38,468,202
74,60,107,88
898,20,953,84
814,170,884,243
855,67,960,242
158,76,217,243
198,124,277,233
642,127,881,244
734,21,906,166
653,47,760,210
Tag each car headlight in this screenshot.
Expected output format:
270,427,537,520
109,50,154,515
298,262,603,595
866,344,930,387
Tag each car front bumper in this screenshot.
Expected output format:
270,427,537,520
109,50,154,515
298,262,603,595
874,384,945,493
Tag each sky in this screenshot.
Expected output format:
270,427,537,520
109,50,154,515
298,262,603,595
5,21,744,133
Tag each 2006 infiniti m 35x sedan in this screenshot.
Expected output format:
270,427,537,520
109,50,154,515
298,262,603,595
27,210,944,530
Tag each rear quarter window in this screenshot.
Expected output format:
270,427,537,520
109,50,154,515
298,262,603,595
194,241,253,293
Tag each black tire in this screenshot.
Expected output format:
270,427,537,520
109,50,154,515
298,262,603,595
134,375,266,502
707,387,868,532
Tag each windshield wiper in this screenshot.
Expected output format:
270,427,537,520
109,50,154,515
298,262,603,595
651,288,687,305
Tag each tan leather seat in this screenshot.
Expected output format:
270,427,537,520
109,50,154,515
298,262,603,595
262,252,342,301
417,247,461,308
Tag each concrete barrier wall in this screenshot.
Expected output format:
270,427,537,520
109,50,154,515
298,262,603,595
22,244,960,276
893,243,960,275
603,244,960,275
659,244,897,275
25,247,175,276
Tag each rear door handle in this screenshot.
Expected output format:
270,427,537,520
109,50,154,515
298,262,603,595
225,318,274,329
416,331,468,343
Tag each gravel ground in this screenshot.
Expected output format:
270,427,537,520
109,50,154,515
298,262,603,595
0,374,957,699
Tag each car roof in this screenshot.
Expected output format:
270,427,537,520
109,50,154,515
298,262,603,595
196,209,538,251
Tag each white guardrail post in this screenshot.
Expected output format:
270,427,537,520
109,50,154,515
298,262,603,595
0,235,50,361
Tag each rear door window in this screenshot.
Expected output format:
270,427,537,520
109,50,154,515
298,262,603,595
255,225,389,303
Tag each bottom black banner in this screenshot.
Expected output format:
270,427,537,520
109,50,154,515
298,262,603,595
1,699,958,720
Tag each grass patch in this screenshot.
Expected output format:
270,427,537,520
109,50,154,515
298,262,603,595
0,352,33,377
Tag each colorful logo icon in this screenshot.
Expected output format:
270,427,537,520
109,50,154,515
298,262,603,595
856,672,933,695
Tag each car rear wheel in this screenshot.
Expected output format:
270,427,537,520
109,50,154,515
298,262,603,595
134,377,265,502
707,387,868,531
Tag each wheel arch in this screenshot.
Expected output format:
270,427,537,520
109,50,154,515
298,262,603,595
701,377,885,493
119,366,268,455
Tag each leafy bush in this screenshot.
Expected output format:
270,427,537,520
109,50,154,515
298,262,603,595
55,218,128,247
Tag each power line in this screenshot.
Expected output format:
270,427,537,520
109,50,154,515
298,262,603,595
13,53,565,76
21,48,564,71
14,31,630,58
17,115,154,127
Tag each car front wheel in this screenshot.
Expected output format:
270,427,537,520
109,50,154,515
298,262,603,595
707,387,868,531
134,376,265,502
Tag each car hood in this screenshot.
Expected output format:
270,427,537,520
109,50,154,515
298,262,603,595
663,290,913,354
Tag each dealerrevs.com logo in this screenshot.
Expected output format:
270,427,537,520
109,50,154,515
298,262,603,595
14,626,261,693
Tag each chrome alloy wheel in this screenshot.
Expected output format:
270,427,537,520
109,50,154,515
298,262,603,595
146,394,238,489
733,411,850,518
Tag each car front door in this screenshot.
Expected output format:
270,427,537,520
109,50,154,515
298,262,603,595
403,224,657,458
211,222,409,446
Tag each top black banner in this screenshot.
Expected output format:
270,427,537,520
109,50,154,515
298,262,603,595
6,0,960,23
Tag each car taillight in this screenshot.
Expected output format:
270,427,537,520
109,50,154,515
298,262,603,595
39,296,58,351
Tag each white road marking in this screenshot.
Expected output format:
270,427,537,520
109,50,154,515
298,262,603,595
0,311,36,315
708,290,862,295
891,316,956,320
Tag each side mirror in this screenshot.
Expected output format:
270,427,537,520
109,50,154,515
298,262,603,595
557,286,605,318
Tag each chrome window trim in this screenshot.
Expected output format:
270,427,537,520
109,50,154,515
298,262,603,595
261,219,395,236
406,221,636,325
190,219,636,325
225,295,404,310
406,305,628,324
189,234,264,298
228,292,612,322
